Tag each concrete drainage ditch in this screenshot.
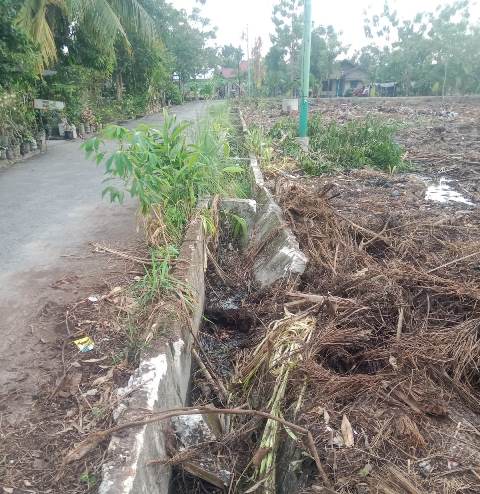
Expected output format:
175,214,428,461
98,111,307,494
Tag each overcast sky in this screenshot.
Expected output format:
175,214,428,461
172,0,480,55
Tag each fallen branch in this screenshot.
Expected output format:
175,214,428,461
192,348,229,403
91,242,152,265
286,291,360,308
332,211,392,246
207,247,233,286
427,251,480,274
63,405,333,488
396,306,405,341
359,215,391,251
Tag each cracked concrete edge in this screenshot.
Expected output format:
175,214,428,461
98,215,206,494
238,108,308,286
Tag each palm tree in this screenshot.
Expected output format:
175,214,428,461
17,0,156,70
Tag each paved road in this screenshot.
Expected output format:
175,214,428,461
0,101,208,419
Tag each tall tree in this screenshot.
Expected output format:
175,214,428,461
0,0,39,88
251,37,264,91
358,0,479,95
17,0,156,69
310,25,345,94
269,0,304,94
218,44,243,69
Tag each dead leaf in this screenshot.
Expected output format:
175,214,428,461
101,286,123,300
326,299,338,316
422,402,448,417
62,432,107,465
341,414,354,448
358,463,373,477
57,370,82,398
91,368,114,387
388,356,398,370
82,356,108,364
252,447,271,467
395,414,427,449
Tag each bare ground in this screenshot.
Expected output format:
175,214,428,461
0,102,208,493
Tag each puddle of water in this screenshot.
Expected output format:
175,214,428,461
425,177,473,205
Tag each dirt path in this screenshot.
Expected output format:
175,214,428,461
0,101,208,420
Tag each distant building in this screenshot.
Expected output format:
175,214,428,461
218,61,249,98
321,61,369,97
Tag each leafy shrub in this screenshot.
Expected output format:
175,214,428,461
268,118,300,158
307,115,406,174
164,83,182,105
84,106,246,245
265,113,406,175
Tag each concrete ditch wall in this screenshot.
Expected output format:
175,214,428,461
238,110,307,286
97,109,307,494
98,216,206,494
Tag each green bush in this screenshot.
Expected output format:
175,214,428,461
307,115,406,174
264,113,407,175
268,118,301,158
164,83,182,105
83,105,246,245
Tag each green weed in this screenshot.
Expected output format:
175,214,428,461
307,114,406,174
135,245,179,304
245,125,273,165
266,113,407,175
84,106,248,246
268,118,301,158
227,212,248,243
79,472,96,488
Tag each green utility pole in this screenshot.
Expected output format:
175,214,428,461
299,0,312,138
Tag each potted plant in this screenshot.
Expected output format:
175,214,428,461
36,130,46,151
29,136,37,151
6,147,14,160
0,147,6,160
12,138,20,158
81,107,96,134
20,135,31,155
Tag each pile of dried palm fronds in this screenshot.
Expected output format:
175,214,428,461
266,174,480,493
177,167,480,493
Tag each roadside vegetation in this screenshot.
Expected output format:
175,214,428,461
246,112,407,176
83,102,248,358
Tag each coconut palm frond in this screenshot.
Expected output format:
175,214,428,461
76,0,128,52
109,0,157,44
17,0,66,68
17,0,158,72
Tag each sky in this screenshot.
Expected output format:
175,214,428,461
172,0,480,56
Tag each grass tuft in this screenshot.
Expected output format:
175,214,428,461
268,114,408,175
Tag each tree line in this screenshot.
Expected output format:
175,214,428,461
245,0,480,97
1,0,479,148
0,0,216,143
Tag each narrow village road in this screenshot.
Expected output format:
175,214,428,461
0,101,209,419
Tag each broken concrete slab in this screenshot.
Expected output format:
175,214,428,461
239,108,308,286
220,198,257,231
